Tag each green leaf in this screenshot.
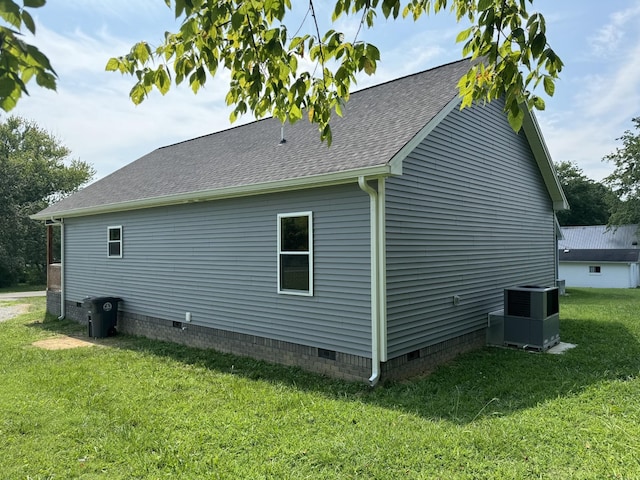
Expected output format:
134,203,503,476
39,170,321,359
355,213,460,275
531,32,546,58
543,76,555,96
455,27,472,43
155,66,171,95
23,0,46,7
21,10,35,34
532,96,545,110
1,91,19,111
0,76,16,97
105,57,120,72
130,83,146,105
0,0,21,28
133,42,151,63
477,0,493,11
35,71,55,89
289,103,302,122
362,57,375,75
507,106,524,132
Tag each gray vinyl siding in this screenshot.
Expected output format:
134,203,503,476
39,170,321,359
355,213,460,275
64,184,372,356
385,100,556,358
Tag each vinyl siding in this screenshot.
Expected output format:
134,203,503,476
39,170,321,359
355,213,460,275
64,184,372,356
385,100,556,358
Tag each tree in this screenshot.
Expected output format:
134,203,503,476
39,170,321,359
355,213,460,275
604,118,640,227
107,0,563,144
0,116,94,287
0,0,57,111
555,161,615,226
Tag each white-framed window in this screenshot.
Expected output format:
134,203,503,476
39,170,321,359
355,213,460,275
107,226,123,258
589,265,601,274
277,212,313,295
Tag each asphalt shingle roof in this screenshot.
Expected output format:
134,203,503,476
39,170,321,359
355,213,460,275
36,59,472,218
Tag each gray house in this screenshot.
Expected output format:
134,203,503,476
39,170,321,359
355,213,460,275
559,225,639,288
34,59,568,384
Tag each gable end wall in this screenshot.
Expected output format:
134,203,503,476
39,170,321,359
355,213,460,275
385,100,556,358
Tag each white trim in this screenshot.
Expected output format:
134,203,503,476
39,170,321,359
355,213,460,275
107,225,123,258
31,165,394,220
377,178,387,362
521,108,570,211
277,212,313,296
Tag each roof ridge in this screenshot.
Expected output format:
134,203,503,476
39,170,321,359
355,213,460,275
157,57,471,151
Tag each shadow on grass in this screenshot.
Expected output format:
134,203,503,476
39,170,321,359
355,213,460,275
29,310,640,425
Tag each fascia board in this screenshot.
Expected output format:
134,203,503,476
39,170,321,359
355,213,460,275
30,164,393,220
522,108,570,211
388,96,461,174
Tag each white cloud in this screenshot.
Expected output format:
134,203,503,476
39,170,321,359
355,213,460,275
12,20,242,181
588,1,640,56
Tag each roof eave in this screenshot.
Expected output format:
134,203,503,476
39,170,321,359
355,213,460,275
31,164,393,220
521,108,570,211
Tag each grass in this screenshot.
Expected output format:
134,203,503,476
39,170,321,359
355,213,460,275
0,284,46,294
1,289,639,479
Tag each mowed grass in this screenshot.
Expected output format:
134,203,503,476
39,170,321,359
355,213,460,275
1,289,639,479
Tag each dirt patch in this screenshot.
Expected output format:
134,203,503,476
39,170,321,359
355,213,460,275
32,336,102,350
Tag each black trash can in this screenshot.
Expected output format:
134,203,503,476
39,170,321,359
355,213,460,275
84,296,122,338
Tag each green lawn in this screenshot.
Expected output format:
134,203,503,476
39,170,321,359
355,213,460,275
0,284,46,294
1,289,639,479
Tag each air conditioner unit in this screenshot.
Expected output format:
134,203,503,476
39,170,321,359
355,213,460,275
503,285,560,351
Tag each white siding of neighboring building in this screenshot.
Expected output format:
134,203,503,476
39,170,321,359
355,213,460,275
559,262,639,288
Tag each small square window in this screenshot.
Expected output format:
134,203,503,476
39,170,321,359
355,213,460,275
108,226,122,258
589,265,601,274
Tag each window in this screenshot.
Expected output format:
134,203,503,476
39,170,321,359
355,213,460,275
277,212,313,295
107,226,122,258
589,265,601,274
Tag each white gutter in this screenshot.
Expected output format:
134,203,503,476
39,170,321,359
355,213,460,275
358,176,383,386
49,217,65,320
31,164,394,221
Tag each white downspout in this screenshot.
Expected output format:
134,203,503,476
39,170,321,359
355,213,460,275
377,178,387,362
358,176,380,386
50,217,65,320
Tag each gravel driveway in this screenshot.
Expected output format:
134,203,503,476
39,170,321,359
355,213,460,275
0,291,43,322
0,304,30,322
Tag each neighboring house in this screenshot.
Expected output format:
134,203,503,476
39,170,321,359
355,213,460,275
33,59,568,384
559,225,640,288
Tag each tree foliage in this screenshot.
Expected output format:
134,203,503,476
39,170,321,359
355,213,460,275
107,0,563,144
0,116,94,287
555,161,614,226
0,0,57,111
604,117,640,226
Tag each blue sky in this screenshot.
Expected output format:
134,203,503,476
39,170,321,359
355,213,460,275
10,0,640,183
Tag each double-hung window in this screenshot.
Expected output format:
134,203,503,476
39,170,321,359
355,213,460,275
107,226,123,258
277,212,313,295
